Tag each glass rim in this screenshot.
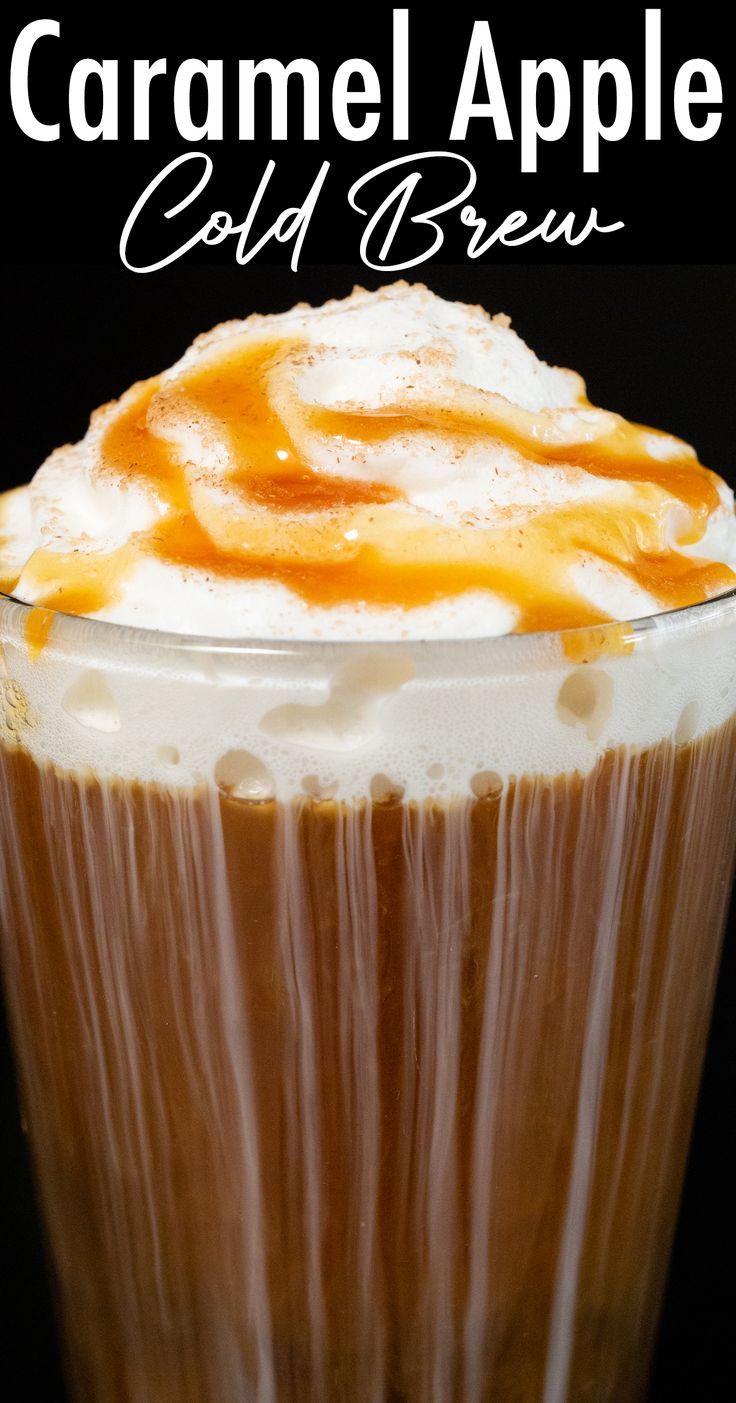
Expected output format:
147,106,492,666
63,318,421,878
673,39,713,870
1,584,735,660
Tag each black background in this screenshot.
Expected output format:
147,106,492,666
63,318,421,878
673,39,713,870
3,0,736,1397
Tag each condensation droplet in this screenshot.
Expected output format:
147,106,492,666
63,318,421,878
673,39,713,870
427,762,444,780
62,671,121,733
214,749,274,803
557,668,614,742
370,772,405,805
0,678,36,743
470,770,504,800
301,774,339,802
675,700,700,747
158,745,180,767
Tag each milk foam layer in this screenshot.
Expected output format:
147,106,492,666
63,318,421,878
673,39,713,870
1,592,735,799
1,283,735,639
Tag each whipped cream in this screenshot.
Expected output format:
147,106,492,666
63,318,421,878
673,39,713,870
1,283,734,639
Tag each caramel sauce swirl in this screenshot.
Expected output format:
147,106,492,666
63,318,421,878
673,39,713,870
4,298,734,641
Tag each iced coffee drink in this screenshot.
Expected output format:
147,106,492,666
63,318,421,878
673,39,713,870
0,285,734,1402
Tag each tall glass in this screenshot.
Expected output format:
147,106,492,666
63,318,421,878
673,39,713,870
1,589,734,1403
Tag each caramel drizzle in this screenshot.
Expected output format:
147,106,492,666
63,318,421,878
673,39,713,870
312,403,720,534
24,607,54,661
7,337,734,641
